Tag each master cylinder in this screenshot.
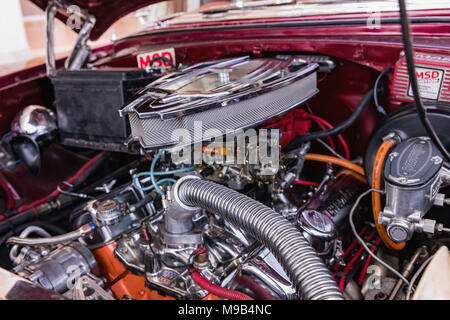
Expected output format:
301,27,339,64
379,136,450,242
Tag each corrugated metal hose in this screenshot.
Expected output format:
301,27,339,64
174,176,344,300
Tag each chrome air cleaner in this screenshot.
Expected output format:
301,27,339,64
119,56,319,150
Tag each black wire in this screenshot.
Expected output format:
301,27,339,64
398,0,450,163
77,152,109,183
0,159,144,237
132,193,154,211
283,89,374,152
373,66,394,116
149,56,175,69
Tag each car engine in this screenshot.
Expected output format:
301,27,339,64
1,45,450,301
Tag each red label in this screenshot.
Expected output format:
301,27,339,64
137,48,176,69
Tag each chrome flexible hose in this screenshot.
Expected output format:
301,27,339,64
6,223,95,247
175,177,343,300
9,226,51,264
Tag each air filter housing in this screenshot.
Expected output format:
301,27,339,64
119,56,319,150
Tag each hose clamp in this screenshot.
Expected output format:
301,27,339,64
382,132,401,145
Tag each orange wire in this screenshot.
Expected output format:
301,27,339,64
336,169,367,184
371,140,406,251
304,153,366,178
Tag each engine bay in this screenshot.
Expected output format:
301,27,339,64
1,36,450,301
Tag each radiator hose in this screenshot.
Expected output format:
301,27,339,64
173,176,344,300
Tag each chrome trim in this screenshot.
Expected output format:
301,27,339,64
11,105,57,141
45,0,95,77
120,56,317,120
45,1,62,77
238,248,297,300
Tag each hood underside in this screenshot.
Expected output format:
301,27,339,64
31,0,162,40
30,1,450,42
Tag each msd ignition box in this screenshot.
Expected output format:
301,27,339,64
391,52,450,103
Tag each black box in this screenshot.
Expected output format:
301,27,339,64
52,69,156,152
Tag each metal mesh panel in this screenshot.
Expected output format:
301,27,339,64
128,72,317,149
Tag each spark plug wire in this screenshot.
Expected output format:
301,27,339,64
307,113,337,153
190,269,254,300
306,113,350,159
292,180,319,187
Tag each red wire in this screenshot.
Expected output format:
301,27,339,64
308,114,336,151
292,180,319,187
142,228,150,242
0,172,15,210
333,223,370,271
3,151,108,219
306,113,351,159
358,237,381,284
343,228,377,274
190,269,254,300
342,224,370,260
307,113,350,159
318,73,328,83
339,228,377,290
339,277,346,291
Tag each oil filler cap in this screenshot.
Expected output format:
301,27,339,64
95,199,124,226
384,136,443,187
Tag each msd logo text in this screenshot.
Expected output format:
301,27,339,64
137,48,176,69
416,70,441,80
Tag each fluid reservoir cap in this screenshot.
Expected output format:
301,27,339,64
95,199,124,226
384,137,443,187
298,209,337,240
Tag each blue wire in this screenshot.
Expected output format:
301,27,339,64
153,167,195,175
133,150,194,194
0,159,21,171
151,150,165,195
132,177,177,192
135,166,195,180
